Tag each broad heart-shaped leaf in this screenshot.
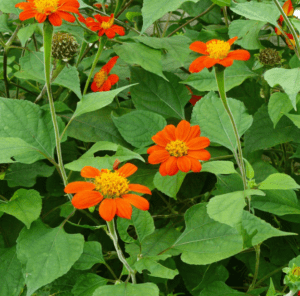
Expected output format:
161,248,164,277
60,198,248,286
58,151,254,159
113,43,165,80
131,68,190,119
230,1,280,26
0,98,65,163
17,24,38,47
0,0,20,14
171,203,243,265
0,246,25,296
0,189,42,229
72,274,107,296
112,110,167,148
264,68,300,110
153,171,186,199
93,283,159,296
191,91,253,152
207,190,264,227
200,281,245,296
134,35,191,66
258,173,300,190
285,113,300,129
201,161,236,175
73,85,133,118
16,220,84,296
73,241,105,270
183,61,258,92
228,20,265,50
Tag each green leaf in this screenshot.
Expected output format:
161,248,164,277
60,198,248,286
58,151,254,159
5,161,54,188
264,68,300,109
0,189,42,229
114,43,165,79
0,246,25,296
0,14,12,33
0,0,20,14
258,173,300,190
285,113,300,128
16,220,84,296
17,24,38,47
73,241,105,270
72,274,107,296
211,0,231,6
266,278,276,296
201,161,236,175
200,281,245,295
112,110,167,148
172,203,243,265
191,92,253,152
183,61,258,92
214,174,244,195
93,282,159,296
153,171,186,199
228,20,265,50
131,68,190,119
230,1,280,26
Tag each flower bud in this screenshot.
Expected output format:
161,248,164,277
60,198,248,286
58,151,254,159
52,32,79,61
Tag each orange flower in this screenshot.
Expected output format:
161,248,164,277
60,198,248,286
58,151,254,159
84,13,125,38
275,0,294,36
64,163,151,221
147,120,211,176
15,0,80,26
189,37,250,73
186,86,202,106
91,56,119,92
93,3,109,9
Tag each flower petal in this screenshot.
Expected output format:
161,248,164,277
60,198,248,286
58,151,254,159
91,81,98,92
227,50,250,61
98,79,111,91
177,156,191,173
111,25,125,36
108,74,119,86
175,120,191,141
105,28,116,39
35,12,47,23
187,156,202,173
102,56,119,74
159,161,168,176
64,181,96,193
165,156,179,176
186,125,201,142
72,190,103,209
56,10,76,23
227,36,238,46
152,130,170,147
81,166,101,178
129,184,152,195
189,56,207,73
118,163,137,177
283,0,294,16
19,10,36,21
122,194,149,211
187,137,210,150
164,125,176,141
203,57,219,68
218,57,234,67
188,149,211,161
99,198,117,221
147,145,165,154
48,12,62,26
148,150,170,164
115,198,132,219
189,41,208,54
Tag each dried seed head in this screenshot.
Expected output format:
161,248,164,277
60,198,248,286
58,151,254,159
258,48,281,66
52,32,79,61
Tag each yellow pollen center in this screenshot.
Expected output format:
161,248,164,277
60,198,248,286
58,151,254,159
165,140,188,157
292,267,300,276
94,69,108,88
94,170,129,198
206,40,230,59
33,0,59,13
101,16,114,29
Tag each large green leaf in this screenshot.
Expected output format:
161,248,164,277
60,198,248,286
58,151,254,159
211,0,231,6
17,24,38,47
0,0,20,14
112,110,167,148
72,274,107,296
131,68,190,119
201,161,236,175
16,220,84,296
285,113,300,129
0,246,25,296
0,189,42,229
258,173,300,190
191,91,253,152
0,14,12,33
200,281,245,296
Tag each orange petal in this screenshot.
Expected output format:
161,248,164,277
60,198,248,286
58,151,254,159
35,13,47,23
177,156,191,173
56,10,76,23
188,149,211,161
189,41,208,54
115,198,132,219
165,156,179,176
227,36,238,46
122,194,149,211
103,56,119,74
81,166,101,178
147,145,165,154
99,79,112,92
117,163,137,177
148,150,170,164
187,156,202,173
71,190,103,209
105,28,116,39
48,12,62,26
64,181,96,193
152,130,170,147
91,81,98,92
164,125,176,141
203,57,219,68
186,125,201,142
175,120,191,141
218,57,234,67
19,10,36,21
111,25,125,36
129,184,152,195
159,161,168,176
283,0,294,16
227,50,250,61
189,56,207,73
187,137,210,150
108,74,119,86
99,198,117,221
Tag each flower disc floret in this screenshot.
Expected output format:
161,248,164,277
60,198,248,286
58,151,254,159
166,140,188,157
94,70,108,89
206,40,230,59
34,0,59,13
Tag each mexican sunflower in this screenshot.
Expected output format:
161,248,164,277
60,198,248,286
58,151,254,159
64,163,151,221
15,0,80,26
83,13,125,38
189,37,251,73
186,86,202,106
91,56,119,92
147,120,211,176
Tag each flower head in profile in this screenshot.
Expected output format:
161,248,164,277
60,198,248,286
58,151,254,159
84,13,125,38
275,0,294,36
189,37,250,73
147,120,210,176
64,163,151,221
15,0,80,26
91,56,119,92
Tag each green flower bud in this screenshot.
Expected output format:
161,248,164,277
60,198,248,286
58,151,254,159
52,32,79,61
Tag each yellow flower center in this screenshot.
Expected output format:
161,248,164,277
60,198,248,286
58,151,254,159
206,40,231,59
94,170,129,198
94,69,108,88
101,16,114,29
33,0,59,13
165,140,188,157
292,267,300,276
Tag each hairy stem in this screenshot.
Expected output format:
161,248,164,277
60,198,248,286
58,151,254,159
247,244,261,292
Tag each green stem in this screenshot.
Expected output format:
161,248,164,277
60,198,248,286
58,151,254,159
214,66,247,191
3,49,10,98
114,0,122,15
106,219,136,284
83,38,107,96
247,244,261,292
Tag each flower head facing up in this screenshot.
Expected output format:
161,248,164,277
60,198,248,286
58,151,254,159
189,37,250,73
147,120,211,176
84,14,125,38
64,163,152,221
15,0,80,26
91,56,119,92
